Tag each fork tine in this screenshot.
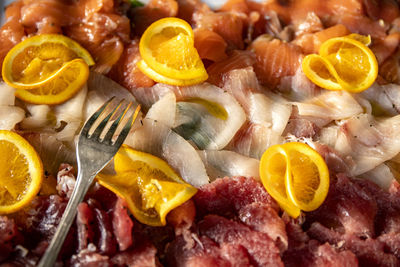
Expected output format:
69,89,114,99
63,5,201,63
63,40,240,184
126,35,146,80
103,102,133,143
90,99,124,140
80,96,115,137
113,105,141,147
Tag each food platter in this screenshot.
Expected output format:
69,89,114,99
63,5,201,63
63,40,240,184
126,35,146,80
1,0,400,266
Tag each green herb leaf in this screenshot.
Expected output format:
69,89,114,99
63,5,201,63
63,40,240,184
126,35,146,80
129,0,144,7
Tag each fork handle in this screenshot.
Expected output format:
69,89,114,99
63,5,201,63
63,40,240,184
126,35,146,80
37,168,95,267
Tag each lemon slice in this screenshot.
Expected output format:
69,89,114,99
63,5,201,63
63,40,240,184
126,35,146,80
302,34,378,93
2,34,94,105
282,142,329,212
2,34,94,89
259,144,301,218
259,142,329,217
137,60,207,86
97,145,197,226
139,17,208,84
14,58,89,105
0,130,43,214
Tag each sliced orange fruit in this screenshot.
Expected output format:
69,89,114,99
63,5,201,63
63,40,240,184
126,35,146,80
0,130,43,214
302,34,378,93
138,17,208,85
97,145,197,226
259,142,329,218
2,34,94,104
137,60,207,86
14,58,89,105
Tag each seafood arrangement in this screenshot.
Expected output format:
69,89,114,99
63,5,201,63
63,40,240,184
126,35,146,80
1,0,400,266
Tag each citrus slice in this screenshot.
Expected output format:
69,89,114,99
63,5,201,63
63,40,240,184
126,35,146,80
2,34,94,89
301,55,343,91
259,142,329,217
14,58,89,105
259,144,301,218
139,17,208,83
137,60,207,86
97,145,197,226
302,34,378,93
0,130,43,214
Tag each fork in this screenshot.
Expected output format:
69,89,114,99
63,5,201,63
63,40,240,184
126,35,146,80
38,97,141,267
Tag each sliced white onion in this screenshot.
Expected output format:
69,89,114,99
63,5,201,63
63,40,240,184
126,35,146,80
338,114,400,176
21,131,76,175
198,150,260,181
84,72,140,120
250,92,292,135
20,104,52,129
228,122,282,159
171,83,246,150
360,164,394,190
132,83,173,111
222,68,262,111
293,90,363,126
54,84,87,142
145,91,176,128
0,106,25,130
223,67,292,135
360,83,400,116
125,118,209,187
0,82,16,105
222,68,290,158
279,67,320,101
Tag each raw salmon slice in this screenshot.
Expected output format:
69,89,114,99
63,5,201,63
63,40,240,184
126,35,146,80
293,24,350,55
194,10,244,50
249,36,303,89
109,40,155,91
194,29,228,62
0,1,25,73
371,33,400,65
207,50,256,87
131,0,178,35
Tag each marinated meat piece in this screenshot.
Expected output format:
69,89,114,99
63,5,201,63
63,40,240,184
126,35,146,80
27,195,68,240
76,203,95,252
238,202,288,251
312,143,351,174
378,233,400,258
111,197,133,251
166,235,252,267
0,216,21,262
283,240,358,267
194,176,279,217
308,222,399,267
307,174,377,238
91,205,117,255
353,178,400,235
284,215,310,249
69,244,110,267
167,200,196,234
111,241,159,267
198,215,283,267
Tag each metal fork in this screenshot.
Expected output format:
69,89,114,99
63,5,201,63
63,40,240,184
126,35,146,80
38,97,141,267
